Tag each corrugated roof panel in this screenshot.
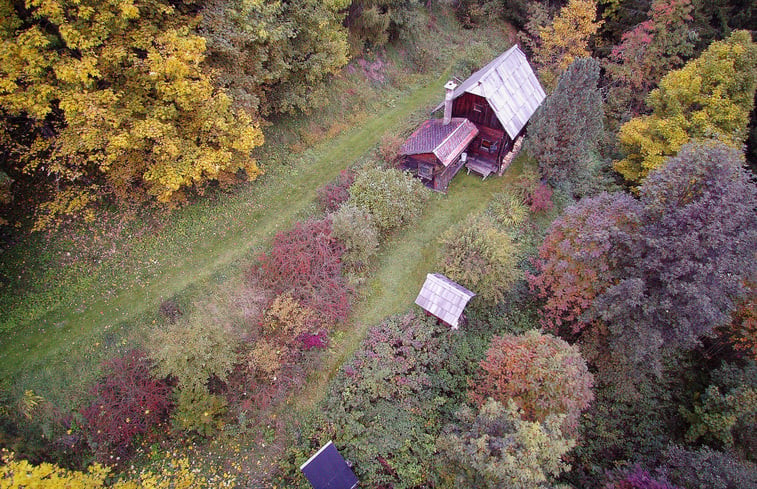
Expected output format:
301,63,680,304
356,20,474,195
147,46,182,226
434,45,546,139
414,273,475,328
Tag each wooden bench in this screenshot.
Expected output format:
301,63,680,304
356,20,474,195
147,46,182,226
465,160,494,180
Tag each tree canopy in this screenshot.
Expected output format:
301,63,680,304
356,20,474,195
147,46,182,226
469,330,595,433
527,57,604,187
615,30,757,185
597,142,757,368
532,0,603,90
0,0,265,228
605,0,696,116
437,399,575,489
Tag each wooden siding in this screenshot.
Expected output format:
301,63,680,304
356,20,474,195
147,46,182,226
399,152,468,192
434,154,467,191
451,93,504,131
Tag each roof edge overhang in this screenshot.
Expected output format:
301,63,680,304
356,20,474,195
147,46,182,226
433,121,479,166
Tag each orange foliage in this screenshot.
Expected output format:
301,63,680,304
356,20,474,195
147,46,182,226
469,330,594,434
727,287,757,360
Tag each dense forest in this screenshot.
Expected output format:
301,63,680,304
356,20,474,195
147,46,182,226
1,0,756,488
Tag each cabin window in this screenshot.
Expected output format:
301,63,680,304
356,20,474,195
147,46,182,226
473,102,485,113
418,163,433,179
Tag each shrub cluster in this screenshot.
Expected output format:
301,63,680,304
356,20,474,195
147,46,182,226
254,218,350,325
80,350,171,461
278,314,450,488
330,203,379,273
348,167,429,237
316,169,355,213
439,214,521,305
149,313,240,393
249,293,318,379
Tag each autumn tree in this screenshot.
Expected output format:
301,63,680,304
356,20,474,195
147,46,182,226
436,399,575,489
469,330,594,433
439,214,521,306
605,0,696,116
615,30,757,184
0,0,264,228
527,57,604,187
596,142,757,369
532,0,603,90
0,452,211,487
528,192,642,334
199,0,350,116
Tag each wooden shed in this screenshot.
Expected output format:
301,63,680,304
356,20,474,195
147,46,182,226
399,45,545,191
415,273,475,329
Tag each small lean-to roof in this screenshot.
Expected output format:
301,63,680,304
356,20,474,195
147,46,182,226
415,273,475,329
434,45,546,139
399,118,479,166
300,441,358,489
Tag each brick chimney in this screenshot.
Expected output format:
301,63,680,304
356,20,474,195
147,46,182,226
443,80,457,125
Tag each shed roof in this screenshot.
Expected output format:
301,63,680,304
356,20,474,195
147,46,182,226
415,273,475,329
300,441,358,489
434,45,546,139
399,118,479,166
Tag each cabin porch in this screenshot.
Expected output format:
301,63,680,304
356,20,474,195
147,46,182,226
464,156,498,180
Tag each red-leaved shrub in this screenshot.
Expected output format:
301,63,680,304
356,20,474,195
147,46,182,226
80,350,172,461
254,218,351,324
316,169,355,212
529,182,554,213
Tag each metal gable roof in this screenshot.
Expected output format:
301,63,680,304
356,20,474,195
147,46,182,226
415,273,475,329
434,45,546,139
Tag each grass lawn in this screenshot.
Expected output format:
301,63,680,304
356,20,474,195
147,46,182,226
0,69,452,403
296,164,527,411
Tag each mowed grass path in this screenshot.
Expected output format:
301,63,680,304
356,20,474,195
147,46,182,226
0,73,451,392
298,162,525,409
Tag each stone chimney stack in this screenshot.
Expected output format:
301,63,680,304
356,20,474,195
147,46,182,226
443,80,457,125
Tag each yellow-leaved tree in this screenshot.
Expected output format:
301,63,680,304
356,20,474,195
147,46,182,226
615,30,757,185
533,0,603,90
0,0,264,229
0,451,215,488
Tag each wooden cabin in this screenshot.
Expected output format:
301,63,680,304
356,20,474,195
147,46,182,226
399,45,545,191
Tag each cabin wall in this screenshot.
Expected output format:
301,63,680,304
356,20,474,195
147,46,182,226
400,153,443,189
434,154,467,192
452,93,503,131
400,152,469,192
